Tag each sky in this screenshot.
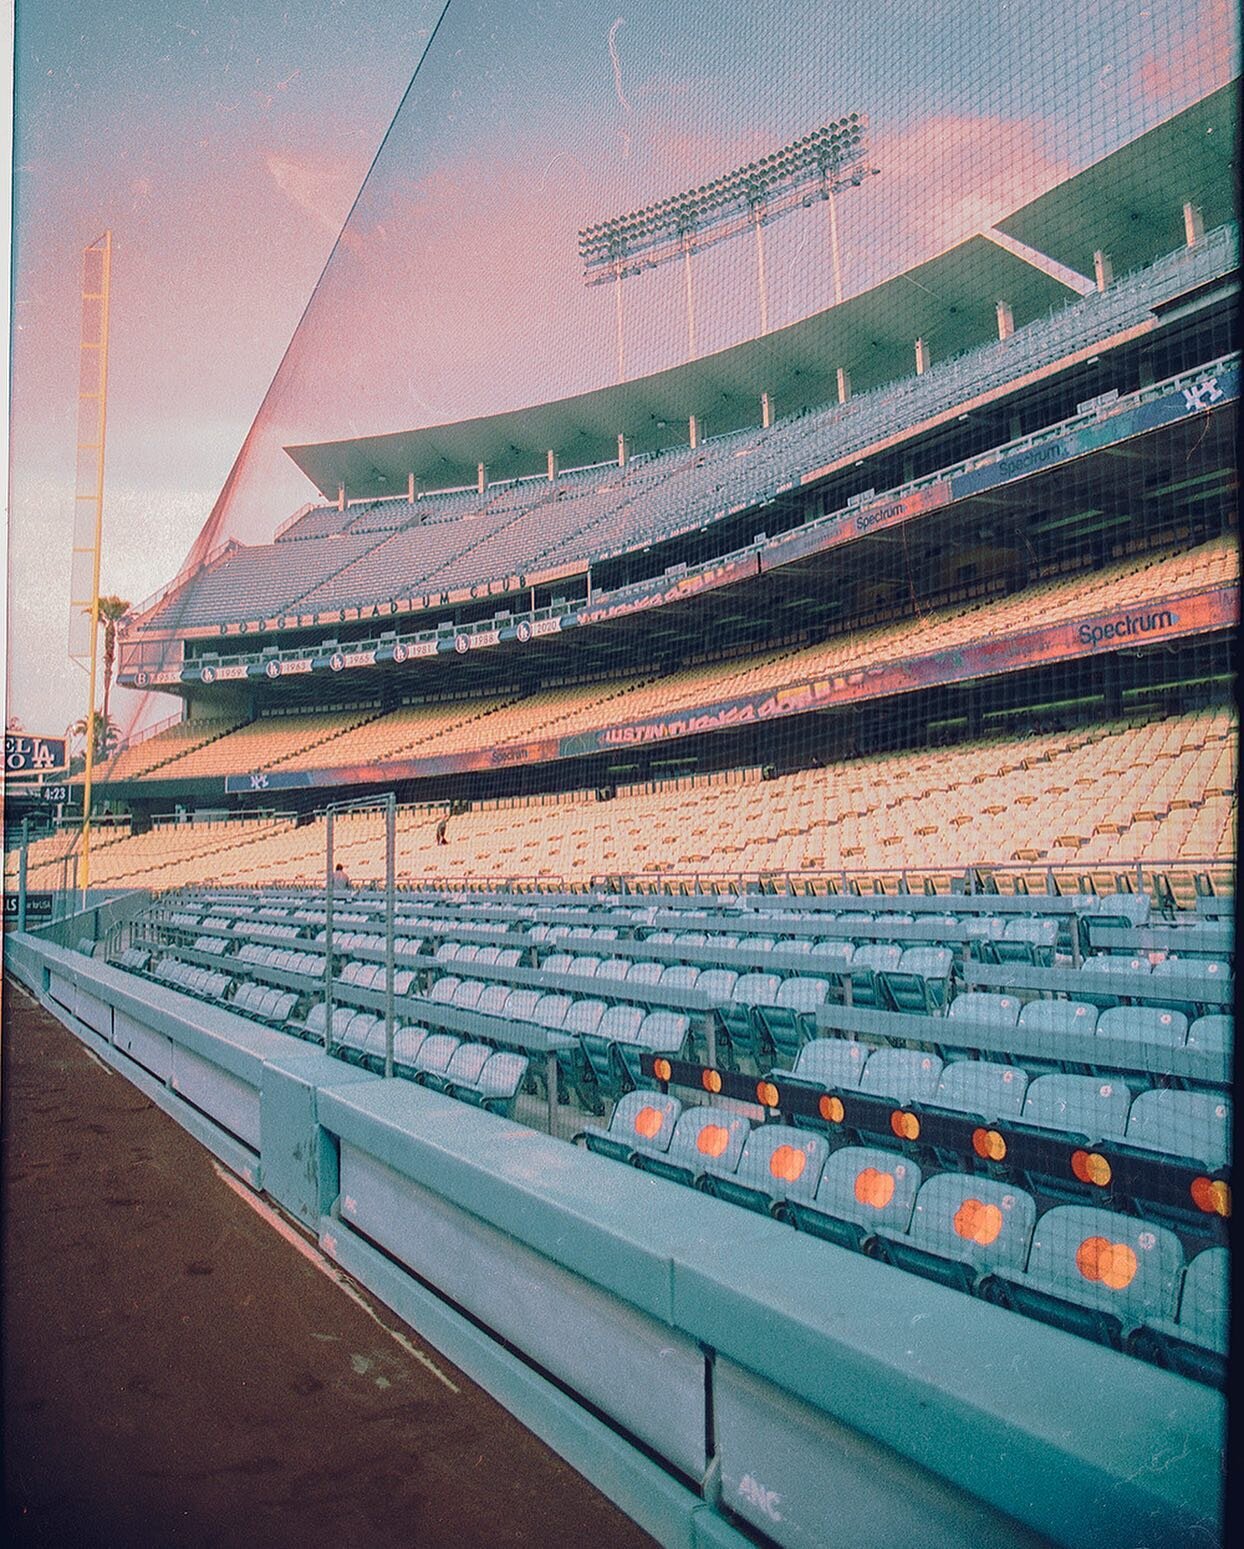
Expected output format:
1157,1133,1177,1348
5,0,1236,741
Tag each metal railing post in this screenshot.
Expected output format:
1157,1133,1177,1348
384,793,396,1079
324,812,335,1052
17,819,29,932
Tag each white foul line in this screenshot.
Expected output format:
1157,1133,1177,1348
210,1159,460,1393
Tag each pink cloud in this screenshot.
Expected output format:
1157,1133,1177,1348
1139,0,1236,105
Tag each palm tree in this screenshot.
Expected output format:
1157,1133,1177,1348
69,711,121,768
92,595,131,730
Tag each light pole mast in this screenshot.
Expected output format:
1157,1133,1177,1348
69,231,113,900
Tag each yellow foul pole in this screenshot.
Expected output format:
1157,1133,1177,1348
71,232,113,897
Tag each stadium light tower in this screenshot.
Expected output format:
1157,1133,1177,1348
579,114,877,364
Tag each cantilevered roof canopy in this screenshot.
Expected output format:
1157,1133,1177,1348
997,83,1237,279
285,84,1237,503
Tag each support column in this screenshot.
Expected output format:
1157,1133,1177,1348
688,414,701,450
337,484,346,512
1183,201,1204,247
1093,250,1113,292
546,449,558,481
476,462,487,495
835,367,851,405
616,433,629,468
760,392,773,430
914,338,929,376
995,301,1014,340
406,473,416,503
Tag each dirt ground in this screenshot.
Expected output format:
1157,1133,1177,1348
1,975,658,1549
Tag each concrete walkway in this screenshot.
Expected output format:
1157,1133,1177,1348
2,975,656,1549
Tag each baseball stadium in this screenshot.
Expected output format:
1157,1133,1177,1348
4,2,1237,1544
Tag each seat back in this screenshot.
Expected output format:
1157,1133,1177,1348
858,1048,943,1103
1186,1014,1232,1053
636,1010,690,1053
594,958,631,982
776,977,830,1012
477,1051,529,1102
415,1033,460,1074
562,998,608,1036
1017,1000,1098,1036
948,992,1020,1028
1096,1006,1188,1046
897,946,954,978
934,1060,1028,1119
906,1172,1037,1274
606,1090,682,1152
729,1124,828,1201
392,1025,429,1065
533,993,572,1028
475,984,511,1017
660,964,700,991
451,979,485,1010
1021,1073,1132,1137
696,969,738,1002
1178,1246,1229,1346
503,988,543,1021
429,974,461,1004
1124,1088,1231,1166
813,1146,921,1232
597,1004,645,1043
444,1042,493,1085
733,972,782,1006
626,961,664,985
541,953,575,976
791,1037,872,1090
1024,1204,1182,1323
665,1108,751,1173
852,944,902,973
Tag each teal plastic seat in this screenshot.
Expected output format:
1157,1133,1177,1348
1001,1203,1183,1326
633,1107,752,1187
578,1089,685,1161
1124,1087,1230,1166
874,1172,1037,1289
1017,999,1098,1036
790,1145,921,1248
788,1037,872,1091
1186,1014,1232,1053
1096,1005,1187,1046
858,1047,943,1103
1021,1073,1132,1138
948,992,1020,1028
701,1123,829,1214
934,1059,1028,1119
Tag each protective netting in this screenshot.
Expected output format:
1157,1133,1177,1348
148,0,1236,554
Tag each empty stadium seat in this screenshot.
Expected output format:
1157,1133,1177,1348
787,1145,922,1250
787,1037,872,1091
632,1106,752,1188
578,1090,683,1162
1186,1014,1232,1053
1020,1073,1132,1138
1123,1088,1231,1167
700,1124,829,1215
858,1048,943,1104
948,992,1021,1028
981,1203,1184,1347
934,1060,1029,1120
1096,1006,1188,1046
872,1172,1038,1292
1017,1000,1098,1036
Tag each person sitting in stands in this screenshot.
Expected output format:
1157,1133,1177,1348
334,861,351,888
435,815,449,846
